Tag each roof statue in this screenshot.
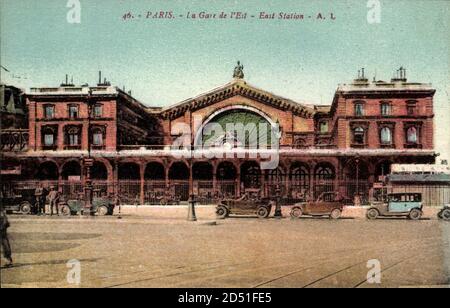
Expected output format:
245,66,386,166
233,61,245,79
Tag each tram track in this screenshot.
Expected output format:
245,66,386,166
252,240,441,288
99,236,441,288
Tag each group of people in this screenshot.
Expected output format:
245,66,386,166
34,186,62,216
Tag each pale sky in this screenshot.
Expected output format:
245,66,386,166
1,0,449,159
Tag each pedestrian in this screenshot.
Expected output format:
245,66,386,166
47,186,61,216
0,205,13,267
35,187,47,215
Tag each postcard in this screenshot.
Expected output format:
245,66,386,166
0,0,449,294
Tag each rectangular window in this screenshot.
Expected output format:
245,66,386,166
355,103,364,117
407,103,417,115
380,127,393,145
93,105,103,118
353,127,366,145
44,134,54,146
69,134,79,146
93,133,103,146
69,105,79,118
44,105,55,119
381,103,391,116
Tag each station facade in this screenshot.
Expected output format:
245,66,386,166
0,67,436,205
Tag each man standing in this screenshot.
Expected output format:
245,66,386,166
35,187,47,215
0,205,13,267
47,186,61,216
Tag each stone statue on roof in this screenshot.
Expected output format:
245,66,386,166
233,61,245,79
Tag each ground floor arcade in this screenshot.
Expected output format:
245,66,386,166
1,151,436,206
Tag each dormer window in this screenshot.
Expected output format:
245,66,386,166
354,102,365,117
319,121,329,134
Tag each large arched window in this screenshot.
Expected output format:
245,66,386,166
241,161,261,189
291,163,309,188
315,164,335,181
314,163,335,199
200,109,277,149
290,163,310,200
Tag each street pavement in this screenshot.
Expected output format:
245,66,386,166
1,209,449,288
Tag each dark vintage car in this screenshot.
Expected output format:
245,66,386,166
1,187,37,215
216,193,274,219
366,193,423,220
290,192,345,219
58,197,115,216
438,205,450,221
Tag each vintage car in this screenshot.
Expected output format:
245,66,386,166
366,193,423,220
58,197,115,216
1,187,37,215
216,192,274,219
290,192,345,219
438,205,450,221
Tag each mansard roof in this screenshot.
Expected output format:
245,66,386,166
158,78,317,120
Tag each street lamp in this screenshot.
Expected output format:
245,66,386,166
187,114,197,222
274,184,283,219
354,157,361,207
187,143,197,222
83,89,95,216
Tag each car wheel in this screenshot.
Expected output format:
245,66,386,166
60,205,72,217
409,209,422,221
216,205,229,220
20,202,32,215
366,209,379,220
440,209,450,221
160,199,167,206
97,206,109,216
330,209,342,220
290,207,303,219
257,207,270,219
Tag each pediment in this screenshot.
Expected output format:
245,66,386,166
160,79,316,120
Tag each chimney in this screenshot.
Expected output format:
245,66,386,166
97,71,111,86
61,74,74,87
391,66,407,82
354,67,369,84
